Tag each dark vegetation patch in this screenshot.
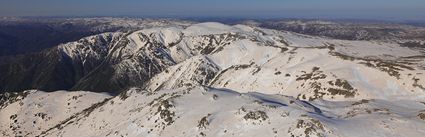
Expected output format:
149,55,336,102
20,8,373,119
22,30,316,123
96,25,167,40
326,88,356,98
199,33,245,54
34,113,48,120
212,94,218,100
197,114,211,129
296,67,326,81
278,37,290,47
288,118,328,137
326,43,336,51
325,79,357,98
296,67,357,100
330,51,415,79
412,77,425,90
352,99,370,106
400,41,425,48
418,111,425,120
155,100,175,126
329,52,356,61
243,110,268,122
263,41,289,53
118,90,130,101
345,108,391,118
0,91,31,109
358,61,413,79
145,92,184,131
167,32,184,47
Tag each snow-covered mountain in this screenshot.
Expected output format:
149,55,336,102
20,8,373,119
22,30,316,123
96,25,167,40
0,21,424,137
254,20,425,41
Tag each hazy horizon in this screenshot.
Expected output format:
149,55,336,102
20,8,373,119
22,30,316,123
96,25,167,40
0,0,424,21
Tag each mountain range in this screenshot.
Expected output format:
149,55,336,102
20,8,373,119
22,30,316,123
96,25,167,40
0,19,424,137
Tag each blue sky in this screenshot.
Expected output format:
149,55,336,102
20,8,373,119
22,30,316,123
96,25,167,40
0,0,424,20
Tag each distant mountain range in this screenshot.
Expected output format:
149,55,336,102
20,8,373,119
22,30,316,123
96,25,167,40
0,18,424,137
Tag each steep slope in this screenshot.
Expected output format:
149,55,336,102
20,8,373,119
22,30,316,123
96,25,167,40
144,56,220,92
0,33,121,92
1,22,424,99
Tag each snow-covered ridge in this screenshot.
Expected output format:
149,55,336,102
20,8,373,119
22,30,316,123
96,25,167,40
2,21,424,100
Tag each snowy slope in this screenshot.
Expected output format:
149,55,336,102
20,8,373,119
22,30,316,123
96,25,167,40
1,87,425,137
0,91,111,136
